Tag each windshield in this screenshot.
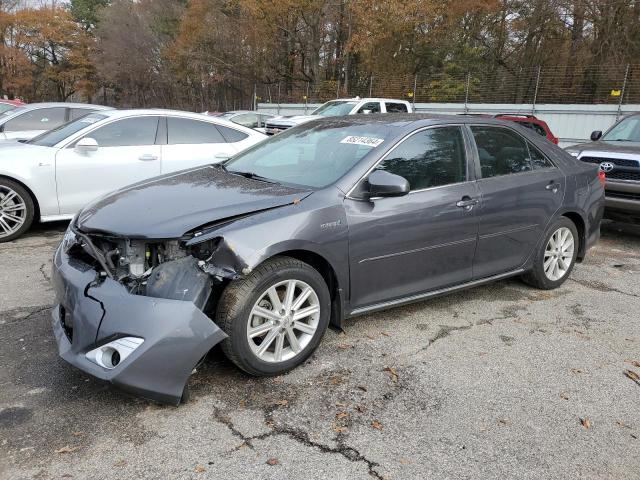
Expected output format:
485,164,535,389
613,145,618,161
225,122,390,188
28,114,107,147
312,101,358,117
603,116,640,142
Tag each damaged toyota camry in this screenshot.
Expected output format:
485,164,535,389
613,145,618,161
51,114,604,404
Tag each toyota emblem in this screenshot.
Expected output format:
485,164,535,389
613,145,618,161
599,161,614,173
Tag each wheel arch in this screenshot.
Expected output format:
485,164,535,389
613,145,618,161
0,174,40,221
560,211,586,261
257,249,344,329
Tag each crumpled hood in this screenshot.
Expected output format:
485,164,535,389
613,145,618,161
268,115,321,126
567,140,640,156
76,166,311,238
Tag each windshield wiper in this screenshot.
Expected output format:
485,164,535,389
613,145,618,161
226,170,278,184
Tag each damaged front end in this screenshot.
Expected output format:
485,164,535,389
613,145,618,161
51,222,237,405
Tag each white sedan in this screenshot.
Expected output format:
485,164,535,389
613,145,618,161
0,109,267,241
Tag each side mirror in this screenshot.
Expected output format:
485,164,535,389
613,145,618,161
367,170,410,198
590,130,602,141
75,137,98,154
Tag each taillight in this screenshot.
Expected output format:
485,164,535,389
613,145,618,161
598,170,606,185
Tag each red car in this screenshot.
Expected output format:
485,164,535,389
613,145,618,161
494,114,559,144
0,98,26,115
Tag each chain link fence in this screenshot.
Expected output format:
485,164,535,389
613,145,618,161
254,64,639,110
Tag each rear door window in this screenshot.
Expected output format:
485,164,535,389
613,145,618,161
374,126,467,191
470,126,532,178
216,124,249,142
3,107,66,132
528,142,554,169
385,102,408,113
167,117,226,144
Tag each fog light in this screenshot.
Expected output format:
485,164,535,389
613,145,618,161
86,337,144,370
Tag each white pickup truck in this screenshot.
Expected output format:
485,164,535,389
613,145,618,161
264,97,413,135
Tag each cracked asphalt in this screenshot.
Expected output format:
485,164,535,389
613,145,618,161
1,220,639,480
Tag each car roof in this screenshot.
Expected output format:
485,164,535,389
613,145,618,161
18,102,112,110
326,98,411,103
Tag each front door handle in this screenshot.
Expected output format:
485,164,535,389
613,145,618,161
545,182,560,193
138,154,158,161
456,196,478,210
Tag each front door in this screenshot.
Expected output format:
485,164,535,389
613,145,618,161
55,116,162,214
346,126,479,309
468,125,565,278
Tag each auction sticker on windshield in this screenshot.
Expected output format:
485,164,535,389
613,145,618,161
340,136,384,147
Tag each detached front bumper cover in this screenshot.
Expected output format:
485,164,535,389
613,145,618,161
51,244,227,405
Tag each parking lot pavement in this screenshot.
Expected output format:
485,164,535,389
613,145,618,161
1,221,639,480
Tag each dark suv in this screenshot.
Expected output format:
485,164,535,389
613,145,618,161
566,113,640,222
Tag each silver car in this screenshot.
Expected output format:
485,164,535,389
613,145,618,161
0,102,112,142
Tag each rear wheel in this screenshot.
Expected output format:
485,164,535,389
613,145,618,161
217,256,331,376
0,179,34,242
522,217,578,289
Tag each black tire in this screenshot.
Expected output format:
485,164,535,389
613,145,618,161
0,178,35,243
216,256,331,376
522,216,579,290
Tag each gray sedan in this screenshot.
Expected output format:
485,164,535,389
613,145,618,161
51,114,604,404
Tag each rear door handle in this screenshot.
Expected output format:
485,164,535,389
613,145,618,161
545,182,560,193
138,154,158,161
456,197,478,210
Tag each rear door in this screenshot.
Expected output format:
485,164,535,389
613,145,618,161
346,125,479,309
384,102,409,113
468,125,565,278
55,116,161,214
0,107,67,140
161,116,245,172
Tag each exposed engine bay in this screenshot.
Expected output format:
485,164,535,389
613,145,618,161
66,226,238,311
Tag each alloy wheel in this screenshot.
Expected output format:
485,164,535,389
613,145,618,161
246,279,320,363
0,186,27,239
543,227,574,281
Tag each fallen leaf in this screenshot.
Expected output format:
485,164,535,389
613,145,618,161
335,401,349,408
332,424,347,433
113,459,127,467
616,421,631,429
371,420,383,430
335,411,349,420
357,385,368,392
560,392,569,400
366,334,377,340
570,368,584,374
55,446,80,454
381,331,391,337
238,400,246,408
271,377,284,384
624,369,640,385
625,360,640,368
399,458,410,465
329,375,344,385
273,399,289,407
266,458,279,466
194,465,206,473
71,431,83,437
580,418,591,429
355,404,366,413
384,367,398,383
498,419,508,425
632,434,638,439
337,343,354,350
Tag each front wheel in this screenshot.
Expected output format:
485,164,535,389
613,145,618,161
522,217,578,290
216,256,331,376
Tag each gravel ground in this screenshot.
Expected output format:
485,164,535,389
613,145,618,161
1,220,639,480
